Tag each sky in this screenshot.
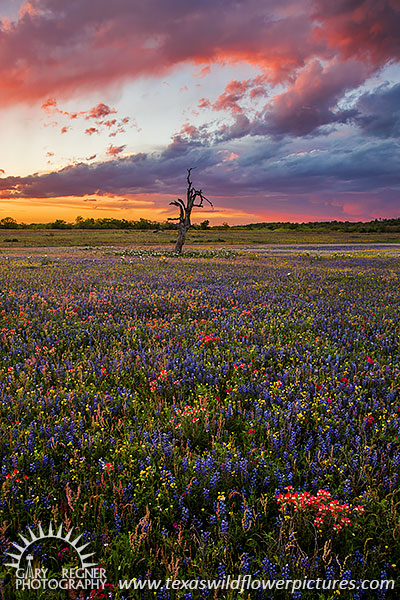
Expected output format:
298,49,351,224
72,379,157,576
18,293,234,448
0,0,399,224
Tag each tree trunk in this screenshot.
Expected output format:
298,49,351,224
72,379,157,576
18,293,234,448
170,169,212,253
174,223,188,253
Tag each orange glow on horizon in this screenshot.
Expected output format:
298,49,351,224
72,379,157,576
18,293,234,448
0,195,359,225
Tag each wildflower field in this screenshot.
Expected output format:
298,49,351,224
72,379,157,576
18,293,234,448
0,249,399,599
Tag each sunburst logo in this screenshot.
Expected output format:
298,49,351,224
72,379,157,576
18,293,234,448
5,523,106,591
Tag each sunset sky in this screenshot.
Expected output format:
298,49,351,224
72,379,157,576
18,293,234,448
0,0,399,224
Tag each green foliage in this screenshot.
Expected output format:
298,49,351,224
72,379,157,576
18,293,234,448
1,215,400,232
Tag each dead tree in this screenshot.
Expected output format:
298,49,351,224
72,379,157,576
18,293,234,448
169,168,213,254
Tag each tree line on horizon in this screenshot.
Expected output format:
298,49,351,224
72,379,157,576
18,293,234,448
1,215,400,233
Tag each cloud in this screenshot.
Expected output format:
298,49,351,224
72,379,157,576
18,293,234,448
312,0,400,66
88,103,116,120
40,98,132,138
41,97,57,111
194,65,211,78
0,132,398,204
0,0,398,223
217,114,252,142
0,0,332,106
352,82,400,138
1,0,396,109
85,127,99,136
258,58,365,137
0,142,214,200
203,75,269,115
196,57,372,142
106,144,126,156
41,99,117,122
209,80,253,114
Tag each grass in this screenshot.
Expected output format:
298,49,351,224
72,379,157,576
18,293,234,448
0,229,400,248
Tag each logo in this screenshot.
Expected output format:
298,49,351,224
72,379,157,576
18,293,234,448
5,523,106,591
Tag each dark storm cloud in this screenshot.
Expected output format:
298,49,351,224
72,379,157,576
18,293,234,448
352,83,400,138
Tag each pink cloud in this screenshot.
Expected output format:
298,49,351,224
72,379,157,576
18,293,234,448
312,0,400,66
212,80,251,114
106,144,126,156
88,103,116,120
180,123,199,137
207,76,269,115
41,97,57,111
194,65,211,78
260,58,367,136
342,202,365,217
0,1,326,106
18,2,39,19
41,99,116,122
198,98,211,110
40,98,131,137
102,119,117,128
0,0,396,111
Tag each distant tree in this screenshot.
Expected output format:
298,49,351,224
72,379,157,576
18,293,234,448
169,168,213,253
50,219,69,229
200,219,210,230
0,217,18,229
136,218,156,230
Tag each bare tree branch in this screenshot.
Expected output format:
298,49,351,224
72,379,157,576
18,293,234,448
170,168,213,253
